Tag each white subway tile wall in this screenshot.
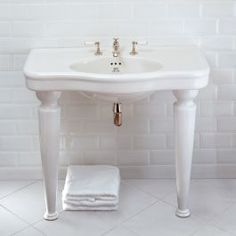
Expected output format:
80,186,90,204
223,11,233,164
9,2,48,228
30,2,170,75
0,0,236,178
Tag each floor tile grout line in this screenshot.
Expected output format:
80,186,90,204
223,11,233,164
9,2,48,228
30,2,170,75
3,179,236,236
10,224,46,236
31,225,47,236
32,199,160,236
0,181,45,228
207,201,236,234
0,180,63,230
31,219,47,232
102,225,141,236
0,204,34,227
158,197,216,226
157,197,176,208
0,180,38,201
123,183,171,200
19,215,48,236
100,199,160,236
122,225,142,236
10,225,33,236
188,223,210,236
189,223,236,236
9,218,46,236
124,180,176,201
159,195,236,234
120,181,162,202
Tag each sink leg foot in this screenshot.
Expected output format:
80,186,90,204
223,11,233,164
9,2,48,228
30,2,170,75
176,208,191,218
44,211,59,221
36,91,61,221
173,90,198,218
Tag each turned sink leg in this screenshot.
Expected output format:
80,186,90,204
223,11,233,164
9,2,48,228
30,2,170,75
36,91,61,221
173,90,198,218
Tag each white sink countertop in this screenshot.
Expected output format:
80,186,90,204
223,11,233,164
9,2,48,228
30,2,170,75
24,46,209,93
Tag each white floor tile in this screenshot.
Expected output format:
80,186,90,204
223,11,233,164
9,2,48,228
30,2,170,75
0,181,62,224
125,179,175,199
192,224,234,236
103,226,138,236
0,181,33,199
0,206,28,236
34,210,109,236
34,181,157,235
85,181,157,228
0,179,236,236
163,180,235,221
13,227,44,236
212,203,236,235
124,202,204,236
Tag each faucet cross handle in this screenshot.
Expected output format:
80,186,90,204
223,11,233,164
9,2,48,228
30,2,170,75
84,41,102,56
94,42,102,56
113,37,119,43
130,40,148,55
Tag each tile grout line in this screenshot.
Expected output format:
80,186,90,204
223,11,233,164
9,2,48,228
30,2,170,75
0,204,33,226
122,225,142,236
10,224,46,236
3,179,236,235
31,225,47,236
188,223,236,236
100,199,160,236
206,201,236,235
10,224,47,236
0,180,38,201
123,180,175,201
10,225,33,236
0,181,48,229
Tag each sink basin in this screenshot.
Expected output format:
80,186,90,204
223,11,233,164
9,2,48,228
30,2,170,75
24,47,209,102
70,57,162,74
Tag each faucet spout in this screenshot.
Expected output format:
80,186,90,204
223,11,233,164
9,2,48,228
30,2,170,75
112,38,120,57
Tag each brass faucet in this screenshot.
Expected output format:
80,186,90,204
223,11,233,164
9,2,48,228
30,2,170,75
130,41,138,55
84,41,102,56
112,38,120,57
129,41,148,55
94,41,102,56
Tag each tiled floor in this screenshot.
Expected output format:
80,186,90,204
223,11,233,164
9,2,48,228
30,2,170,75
0,180,236,236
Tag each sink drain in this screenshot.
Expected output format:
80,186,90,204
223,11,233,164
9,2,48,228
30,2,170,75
112,67,120,73
110,61,121,73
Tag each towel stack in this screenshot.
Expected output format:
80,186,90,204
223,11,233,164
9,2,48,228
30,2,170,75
62,165,120,211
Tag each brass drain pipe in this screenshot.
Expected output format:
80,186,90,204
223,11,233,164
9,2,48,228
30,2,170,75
113,103,122,127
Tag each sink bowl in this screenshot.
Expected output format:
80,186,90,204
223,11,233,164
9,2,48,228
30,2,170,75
70,55,162,102
70,57,162,74
24,47,209,102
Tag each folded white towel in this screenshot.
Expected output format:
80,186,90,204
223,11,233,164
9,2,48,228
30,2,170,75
62,203,118,211
62,165,120,211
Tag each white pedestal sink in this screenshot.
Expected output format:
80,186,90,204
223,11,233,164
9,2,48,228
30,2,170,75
24,46,209,220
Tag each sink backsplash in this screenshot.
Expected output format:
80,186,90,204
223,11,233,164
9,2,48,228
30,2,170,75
0,0,235,179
